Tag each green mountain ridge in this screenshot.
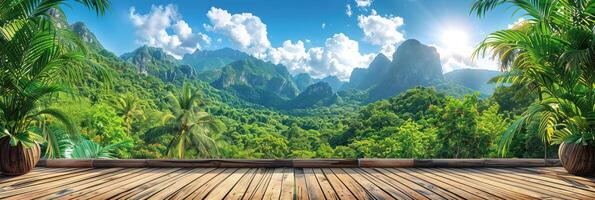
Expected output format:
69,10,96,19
181,48,249,72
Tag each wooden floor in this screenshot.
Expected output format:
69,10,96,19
0,167,594,199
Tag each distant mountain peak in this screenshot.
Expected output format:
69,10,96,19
181,48,249,72
70,21,103,49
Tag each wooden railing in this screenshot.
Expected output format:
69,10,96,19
36,158,561,168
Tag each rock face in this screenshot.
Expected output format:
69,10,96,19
181,48,249,72
294,73,318,91
121,46,179,76
444,69,501,95
212,57,300,107
354,53,391,90
319,76,345,93
70,22,103,50
365,39,443,100
288,82,337,109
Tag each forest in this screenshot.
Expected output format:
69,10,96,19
1,0,592,161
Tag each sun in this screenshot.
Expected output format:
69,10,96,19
440,28,470,52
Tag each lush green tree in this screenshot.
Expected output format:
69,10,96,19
472,0,595,154
112,93,144,135
145,83,223,159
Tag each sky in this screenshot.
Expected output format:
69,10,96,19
64,0,524,80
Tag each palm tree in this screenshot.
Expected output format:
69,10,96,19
0,0,111,153
145,83,223,159
113,94,143,135
66,139,126,159
471,0,594,155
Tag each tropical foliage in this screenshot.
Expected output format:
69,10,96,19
472,0,595,155
1,0,577,160
0,0,111,156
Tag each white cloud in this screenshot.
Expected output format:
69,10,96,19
203,8,373,80
204,7,271,56
357,9,405,56
355,0,372,7
346,5,353,17
129,4,207,59
432,43,498,73
508,17,526,29
266,34,374,80
321,23,326,29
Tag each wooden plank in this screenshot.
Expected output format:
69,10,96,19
38,159,93,168
33,158,562,168
0,168,125,199
444,168,556,199
280,167,295,200
424,168,523,199
93,159,147,168
147,159,292,167
56,168,169,199
396,168,483,199
294,168,310,200
240,168,271,200
520,167,595,187
321,168,357,199
303,168,325,200
223,168,258,200
204,168,250,199
255,168,277,199
167,168,228,199
313,168,340,199
328,168,371,200
70,168,180,199
342,168,397,199
360,168,433,200
293,159,358,168
381,168,462,200
0,168,91,188
349,168,412,200
147,168,217,199
464,168,594,199
489,168,595,195
110,168,198,199
263,168,285,200
38,168,149,199
359,159,414,168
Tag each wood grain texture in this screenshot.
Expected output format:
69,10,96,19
36,158,562,168
1,167,592,199
0,138,40,176
559,143,595,176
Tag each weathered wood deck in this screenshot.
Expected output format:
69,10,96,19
1,166,594,199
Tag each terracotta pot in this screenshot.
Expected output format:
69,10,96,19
0,137,41,176
558,142,595,176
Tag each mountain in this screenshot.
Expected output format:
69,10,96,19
444,69,501,95
70,22,103,50
181,48,249,72
120,46,180,76
294,73,319,91
212,57,300,107
369,39,443,100
348,53,391,90
287,82,339,109
319,76,344,92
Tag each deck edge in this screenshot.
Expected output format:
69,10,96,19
36,158,561,168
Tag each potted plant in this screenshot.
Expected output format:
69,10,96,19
471,0,594,176
0,0,111,175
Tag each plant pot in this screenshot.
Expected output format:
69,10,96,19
0,137,41,176
558,142,595,176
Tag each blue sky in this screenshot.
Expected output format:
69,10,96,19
64,0,523,79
